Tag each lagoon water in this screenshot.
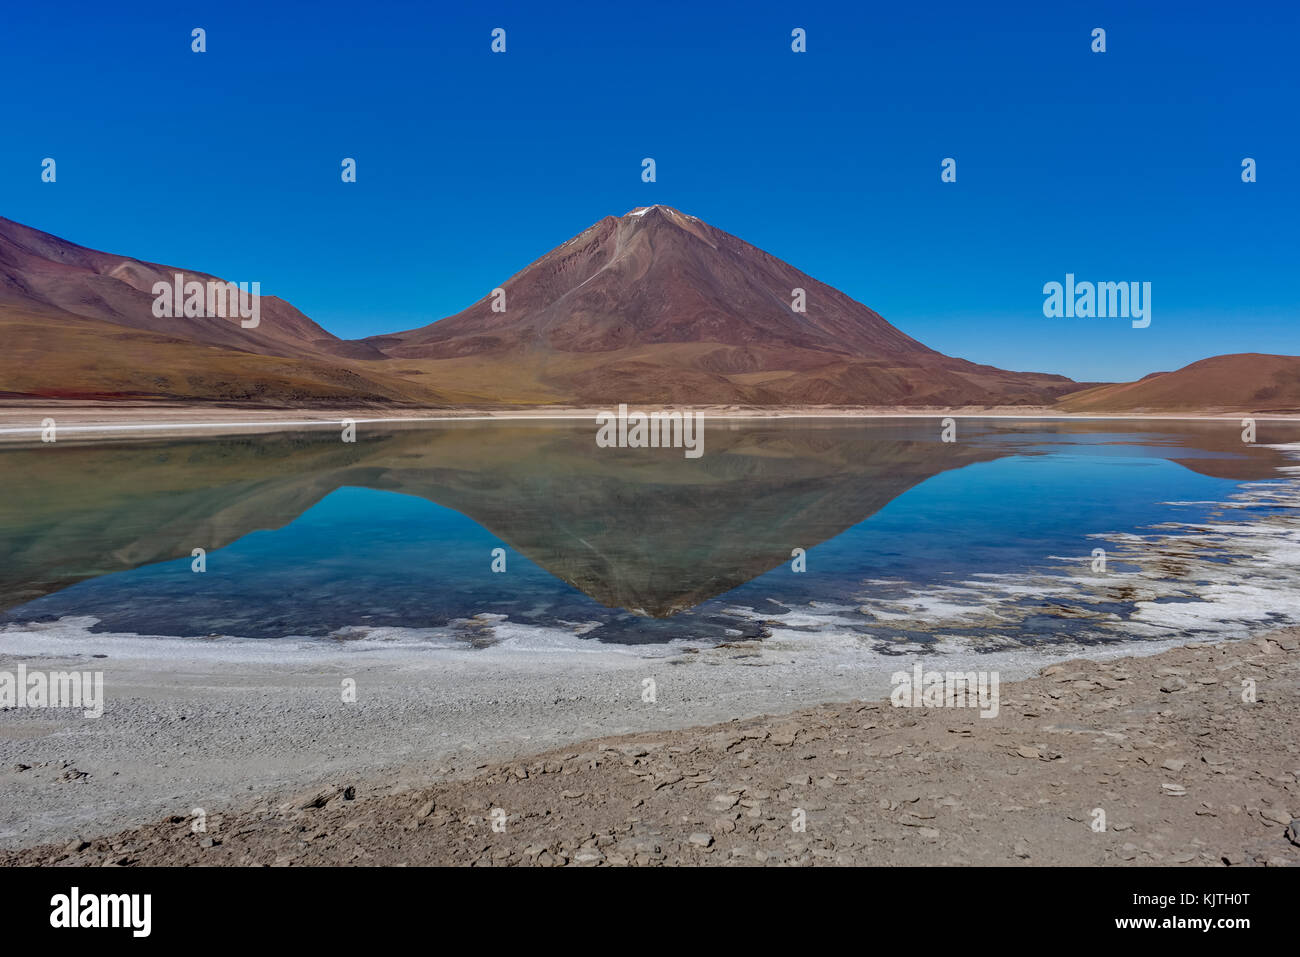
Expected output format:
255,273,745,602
2,418,1299,655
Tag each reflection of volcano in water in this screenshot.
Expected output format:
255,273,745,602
1,422,1002,618
1,419,1297,631
405,430,1007,616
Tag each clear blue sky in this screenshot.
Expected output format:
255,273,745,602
2,0,1295,382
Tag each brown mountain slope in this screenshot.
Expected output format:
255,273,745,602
0,217,453,404
0,215,383,360
362,206,1083,407
1057,354,1300,414
371,206,936,359
0,306,449,404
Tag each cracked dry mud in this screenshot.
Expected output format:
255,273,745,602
5,630,1298,867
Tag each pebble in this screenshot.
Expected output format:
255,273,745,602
1259,807,1291,826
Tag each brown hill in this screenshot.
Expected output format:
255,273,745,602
0,215,382,360
1057,354,1300,414
0,216,445,404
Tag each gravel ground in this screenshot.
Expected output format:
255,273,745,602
3,629,1297,866
1,618,1090,849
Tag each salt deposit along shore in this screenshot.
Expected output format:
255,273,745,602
0,401,1296,445
0,620,1296,866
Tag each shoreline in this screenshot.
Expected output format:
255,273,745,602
0,619,1114,850
1,625,1297,864
0,402,1295,444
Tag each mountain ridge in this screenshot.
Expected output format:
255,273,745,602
0,209,1294,412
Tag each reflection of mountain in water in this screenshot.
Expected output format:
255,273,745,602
408,431,1003,616
1,420,1295,618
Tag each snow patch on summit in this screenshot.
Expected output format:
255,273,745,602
624,205,700,223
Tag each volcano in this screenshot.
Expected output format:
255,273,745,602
361,205,1083,406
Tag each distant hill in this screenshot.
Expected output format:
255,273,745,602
1056,354,1300,414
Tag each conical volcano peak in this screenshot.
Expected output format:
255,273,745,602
623,204,699,223
619,204,716,247
343,205,1085,405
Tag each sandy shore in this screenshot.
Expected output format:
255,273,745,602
1,401,1295,444
0,620,1100,849
1,626,1296,866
